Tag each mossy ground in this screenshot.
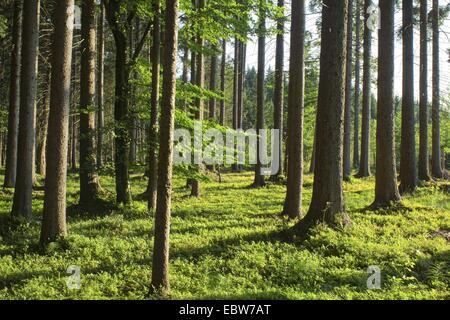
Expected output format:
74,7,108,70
0,168,449,300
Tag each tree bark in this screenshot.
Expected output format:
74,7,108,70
151,0,179,295
431,0,442,179
147,0,161,211
40,0,74,245
353,1,361,169
373,0,401,207
399,0,417,194
356,0,372,178
36,66,51,176
97,1,105,169
4,0,22,188
209,51,217,120
253,0,266,188
220,40,226,126
343,0,353,180
282,0,304,219
79,0,99,207
11,0,40,219
294,0,349,232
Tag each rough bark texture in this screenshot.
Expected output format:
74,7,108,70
79,0,99,207
4,0,22,188
272,0,285,179
399,0,417,194
36,66,51,176
147,0,161,211
353,1,361,169
282,0,304,219
151,0,179,295
431,0,442,179
356,0,372,178
11,0,40,219
40,0,74,244
97,2,105,169
294,0,349,232
374,0,401,207
418,0,430,181
343,0,353,180
253,0,266,188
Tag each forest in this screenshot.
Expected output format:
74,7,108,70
0,0,449,301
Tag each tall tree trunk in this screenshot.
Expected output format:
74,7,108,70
40,0,74,245
237,42,246,131
373,0,401,207
79,0,99,207
11,0,40,219
353,1,361,169
151,0,179,295
147,0,161,211
209,52,217,120
97,1,105,169
272,0,285,179
253,0,266,188
294,0,349,232
431,0,442,179
36,66,51,176
181,44,188,112
282,0,304,219
191,0,205,198
399,0,417,194
220,40,226,126
4,0,22,188
356,0,372,178
418,0,430,181
343,0,353,180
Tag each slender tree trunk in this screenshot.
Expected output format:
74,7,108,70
399,0,417,193
97,1,105,169
181,44,188,112
418,0,430,181
147,0,161,211
220,40,226,126
309,132,316,174
374,0,401,207
282,0,304,219
294,0,349,232
237,42,246,131
40,0,74,245
431,0,442,179
356,0,372,178
353,1,361,169
4,0,22,188
343,0,353,180
79,0,99,207
253,0,266,188
272,0,285,179
11,0,40,219
151,0,179,295
36,66,51,176
191,0,205,198
209,51,217,120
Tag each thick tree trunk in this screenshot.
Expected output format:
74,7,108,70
294,0,348,232
353,1,361,169
343,0,353,180
357,0,372,178
399,0,417,194
220,40,226,126
418,0,430,181
282,0,304,219
11,0,40,219
79,0,99,207
147,0,161,211
431,0,442,179
253,0,266,188
4,0,22,188
97,2,105,169
40,0,74,245
151,0,179,295
373,0,401,207
272,0,285,179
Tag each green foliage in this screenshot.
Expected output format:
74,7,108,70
0,170,449,299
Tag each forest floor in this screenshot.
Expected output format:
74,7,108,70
0,168,449,300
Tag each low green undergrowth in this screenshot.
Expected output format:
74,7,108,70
0,168,448,300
